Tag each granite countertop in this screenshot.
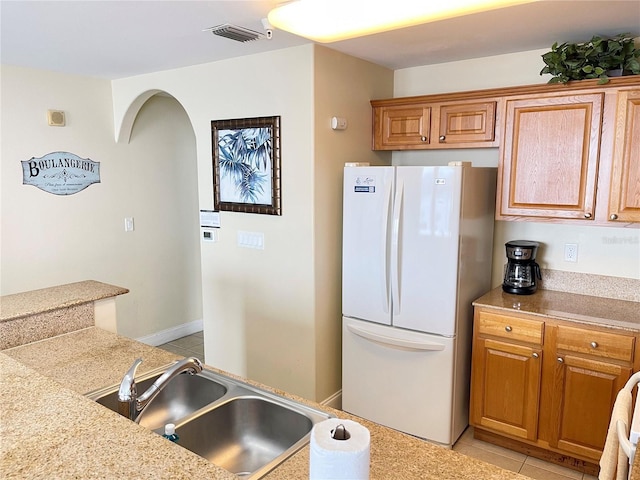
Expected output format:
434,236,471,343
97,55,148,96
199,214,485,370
473,287,640,331
1,327,528,480
0,280,129,322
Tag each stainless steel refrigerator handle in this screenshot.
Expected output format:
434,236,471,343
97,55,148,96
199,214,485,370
381,178,393,314
347,324,445,351
391,180,402,316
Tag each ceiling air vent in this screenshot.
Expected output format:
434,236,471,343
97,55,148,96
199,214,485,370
206,24,264,42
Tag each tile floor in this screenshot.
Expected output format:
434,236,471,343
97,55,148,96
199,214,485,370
453,427,598,480
158,331,204,359
159,332,599,480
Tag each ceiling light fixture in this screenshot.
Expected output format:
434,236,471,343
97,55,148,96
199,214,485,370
267,0,538,43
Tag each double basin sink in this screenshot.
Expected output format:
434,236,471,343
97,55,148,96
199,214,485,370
86,362,334,478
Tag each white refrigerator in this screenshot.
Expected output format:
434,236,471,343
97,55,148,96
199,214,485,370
342,163,496,446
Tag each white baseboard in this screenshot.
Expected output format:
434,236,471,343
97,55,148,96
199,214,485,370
136,319,203,346
320,389,342,410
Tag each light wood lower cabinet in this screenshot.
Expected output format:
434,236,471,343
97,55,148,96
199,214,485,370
547,351,631,460
470,307,639,470
471,337,542,441
546,324,634,461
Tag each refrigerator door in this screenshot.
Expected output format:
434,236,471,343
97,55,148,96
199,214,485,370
391,166,462,336
342,166,395,325
342,317,463,445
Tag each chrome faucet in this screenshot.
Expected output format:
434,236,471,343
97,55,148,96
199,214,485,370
117,356,204,422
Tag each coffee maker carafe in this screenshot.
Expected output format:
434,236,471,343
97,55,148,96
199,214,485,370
502,240,542,295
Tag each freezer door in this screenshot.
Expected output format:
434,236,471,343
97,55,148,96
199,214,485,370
342,317,464,445
342,166,394,325
391,166,462,336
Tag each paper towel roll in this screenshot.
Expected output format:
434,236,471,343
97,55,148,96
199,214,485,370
309,418,370,480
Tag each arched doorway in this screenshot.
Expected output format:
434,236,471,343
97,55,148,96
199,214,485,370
117,93,203,344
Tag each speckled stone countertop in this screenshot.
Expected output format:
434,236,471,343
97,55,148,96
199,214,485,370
473,287,640,331
0,280,129,322
1,328,529,480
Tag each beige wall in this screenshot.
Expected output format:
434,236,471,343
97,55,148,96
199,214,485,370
0,65,202,339
312,46,393,400
110,45,393,401
112,46,315,397
392,49,640,285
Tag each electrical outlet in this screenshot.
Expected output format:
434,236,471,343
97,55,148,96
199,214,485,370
564,243,578,262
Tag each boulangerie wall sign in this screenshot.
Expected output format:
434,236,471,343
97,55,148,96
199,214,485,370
21,151,100,195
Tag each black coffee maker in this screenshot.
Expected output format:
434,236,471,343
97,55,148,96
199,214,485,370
502,240,542,295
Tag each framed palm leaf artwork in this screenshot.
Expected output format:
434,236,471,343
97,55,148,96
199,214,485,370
211,116,281,215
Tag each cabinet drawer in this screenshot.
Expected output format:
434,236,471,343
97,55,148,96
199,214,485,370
477,311,544,345
556,325,635,363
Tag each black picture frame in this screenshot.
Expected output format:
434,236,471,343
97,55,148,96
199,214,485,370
211,116,281,215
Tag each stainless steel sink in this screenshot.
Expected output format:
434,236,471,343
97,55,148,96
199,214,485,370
90,371,227,430
86,363,334,479
175,396,316,477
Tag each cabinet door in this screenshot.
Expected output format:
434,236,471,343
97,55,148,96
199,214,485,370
437,101,497,145
373,105,431,150
497,93,603,220
548,353,631,462
609,89,640,223
470,337,542,441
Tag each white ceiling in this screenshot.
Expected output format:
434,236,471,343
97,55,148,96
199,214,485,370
1,0,639,80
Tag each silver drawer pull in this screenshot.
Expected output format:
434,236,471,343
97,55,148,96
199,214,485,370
590,341,598,349
557,357,564,363
532,352,539,359
584,212,592,219
505,326,512,332
421,136,427,142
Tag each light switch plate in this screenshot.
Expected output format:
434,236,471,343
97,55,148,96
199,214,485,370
237,231,264,250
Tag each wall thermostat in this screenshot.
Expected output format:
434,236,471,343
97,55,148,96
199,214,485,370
202,229,218,242
331,116,347,130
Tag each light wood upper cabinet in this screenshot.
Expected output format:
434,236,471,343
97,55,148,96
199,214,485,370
609,89,640,223
437,101,497,145
372,99,498,150
496,93,604,221
371,77,640,224
373,104,431,149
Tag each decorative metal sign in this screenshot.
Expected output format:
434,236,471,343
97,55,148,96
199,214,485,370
21,151,100,195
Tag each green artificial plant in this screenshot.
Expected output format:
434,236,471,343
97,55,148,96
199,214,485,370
540,33,640,84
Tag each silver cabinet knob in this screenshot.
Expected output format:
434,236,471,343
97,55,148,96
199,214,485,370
584,212,592,219
505,326,513,332
610,214,619,220
421,136,427,142
532,352,539,359
439,135,446,142
557,357,564,363
590,341,598,348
